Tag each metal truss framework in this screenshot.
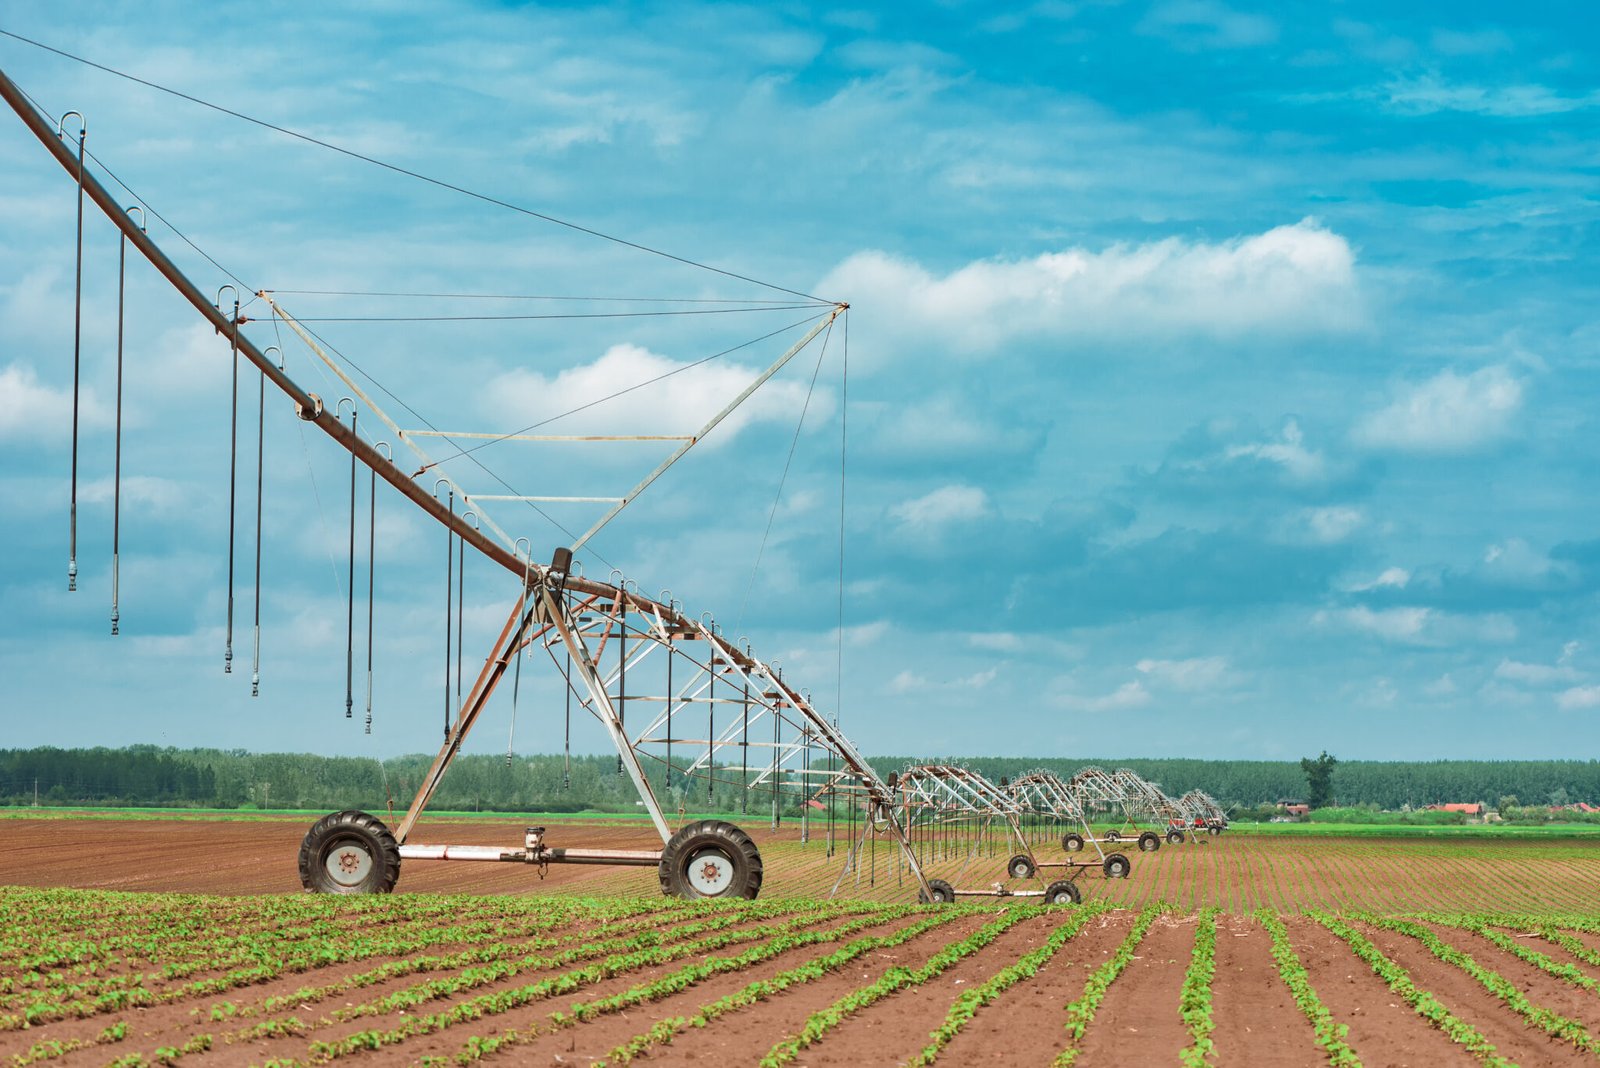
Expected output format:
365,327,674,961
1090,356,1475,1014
0,67,951,900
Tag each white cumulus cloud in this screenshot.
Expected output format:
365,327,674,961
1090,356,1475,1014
0,362,111,442
483,343,822,444
1354,365,1523,453
1557,686,1600,711
819,220,1361,357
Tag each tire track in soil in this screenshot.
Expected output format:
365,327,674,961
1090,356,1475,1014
1209,915,1322,1065
1350,920,1586,1068
725,911,1065,1067
115,905,875,1068
400,908,994,1066
1068,913,1192,1066
1281,918,1477,1068
929,910,1133,1065
27,904,692,1060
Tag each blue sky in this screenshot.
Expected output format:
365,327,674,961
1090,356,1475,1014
0,1,1596,763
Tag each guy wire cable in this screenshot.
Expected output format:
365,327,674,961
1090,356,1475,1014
63,110,83,592
112,204,144,633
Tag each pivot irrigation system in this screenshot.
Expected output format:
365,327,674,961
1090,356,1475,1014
6,59,1227,905
5,61,1112,907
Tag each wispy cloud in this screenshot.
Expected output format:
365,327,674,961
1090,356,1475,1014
1137,1,1277,50
1377,74,1600,118
1354,365,1523,453
1135,656,1236,691
889,484,990,529
1056,680,1152,712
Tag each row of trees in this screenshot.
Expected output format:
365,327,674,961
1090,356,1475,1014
4,746,1600,813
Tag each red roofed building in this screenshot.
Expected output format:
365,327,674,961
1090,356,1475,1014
1427,803,1483,816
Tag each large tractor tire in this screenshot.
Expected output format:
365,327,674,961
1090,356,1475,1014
298,810,402,894
1007,853,1038,880
1138,831,1161,853
1062,832,1085,853
1043,880,1082,905
919,878,957,904
1105,829,1121,843
1102,852,1132,880
1166,829,1186,845
658,820,763,900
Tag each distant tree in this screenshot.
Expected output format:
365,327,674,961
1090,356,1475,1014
1497,794,1519,814
1301,751,1338,809
1549,786,1571,808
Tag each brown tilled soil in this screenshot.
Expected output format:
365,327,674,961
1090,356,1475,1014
1068,913,1193,1064
1350,920,1584,1068
1282,917,1481,1068
933,910,1134,1063
1210,914,1322,1065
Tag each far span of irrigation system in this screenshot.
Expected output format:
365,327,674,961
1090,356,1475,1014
4,57,1226,905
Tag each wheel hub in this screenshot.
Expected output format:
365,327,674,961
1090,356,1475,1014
685,847,735,895
325,841,374,887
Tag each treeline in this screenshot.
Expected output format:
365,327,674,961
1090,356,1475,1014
872,756,1600,811
4,747,1600,813
0,746,816,816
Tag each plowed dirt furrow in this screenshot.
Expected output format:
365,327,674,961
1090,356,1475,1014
1417,921,1600,1047
931,911,1133,1065
1067,913,1192,1064
1282,917,1478,1068
746,911,1065,1066
1355,921,1585,1068
1209,915,1321,1065
214,908,914,1066
439,909,996,1066
34,903,788,1062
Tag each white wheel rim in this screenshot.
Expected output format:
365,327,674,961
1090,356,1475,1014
685,847,736,896
325,840,374,887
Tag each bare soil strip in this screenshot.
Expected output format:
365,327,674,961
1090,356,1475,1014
748,911,1067,1066
403,909,996,1065
1353,920,1587,1068
1421,921,1600,1045
932,911,1134,1065
1067,912,1193,1065
1281,917,1480,1068
1209,914,1323,1065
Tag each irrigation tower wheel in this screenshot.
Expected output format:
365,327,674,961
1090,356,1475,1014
298,810,402,894
1007,853,1037,880
1138,831,1161,852
1061,832,1085,853
1105,829,1121,842
1102,852,1132,879
1209,824,1223,836
1042,880,1082,905
658,820,763,900
1166,829,1186,844
919,878,957,904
